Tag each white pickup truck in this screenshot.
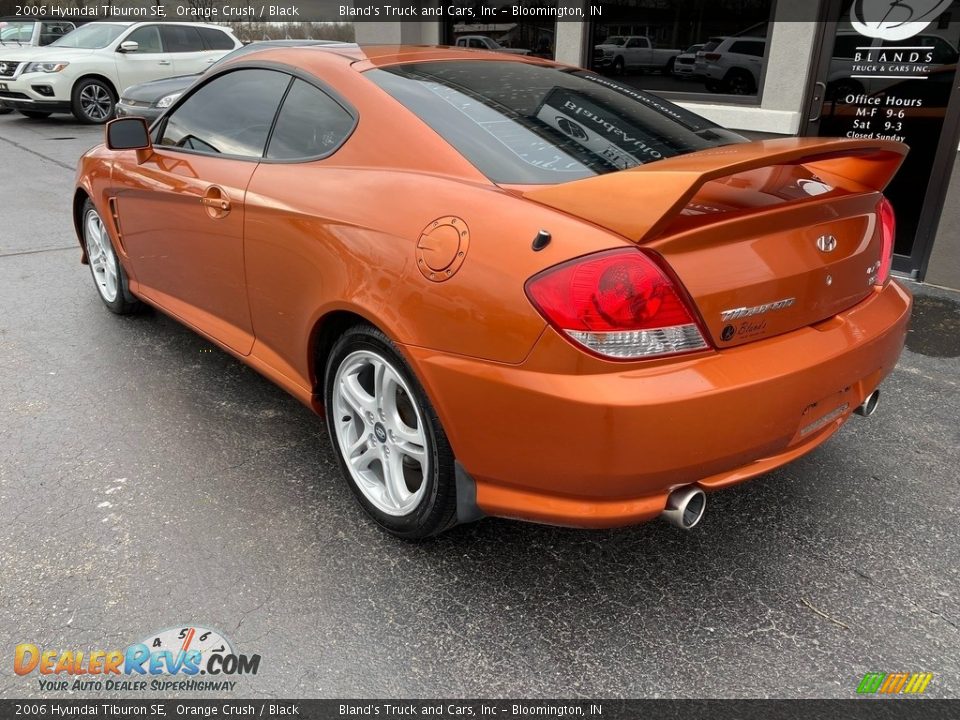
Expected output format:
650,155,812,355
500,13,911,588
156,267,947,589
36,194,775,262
455,35,530,56
593,35,682,74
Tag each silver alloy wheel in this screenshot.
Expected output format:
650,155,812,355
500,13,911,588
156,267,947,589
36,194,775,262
83,208,119,303
332,349,429,517
79,83,112,121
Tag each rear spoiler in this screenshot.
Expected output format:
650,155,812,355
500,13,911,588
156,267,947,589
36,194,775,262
523,137,908,243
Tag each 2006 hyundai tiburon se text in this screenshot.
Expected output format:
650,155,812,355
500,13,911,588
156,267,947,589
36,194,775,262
72,44,912,539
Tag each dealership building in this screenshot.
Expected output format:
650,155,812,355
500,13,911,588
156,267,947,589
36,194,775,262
356,0,960,290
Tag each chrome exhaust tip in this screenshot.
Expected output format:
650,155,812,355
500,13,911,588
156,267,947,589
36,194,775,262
854,389,880,417
661,486,706,530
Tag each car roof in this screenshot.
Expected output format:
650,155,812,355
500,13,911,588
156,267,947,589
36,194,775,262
246,39,352,46
77,20,229,29
208,45,560,88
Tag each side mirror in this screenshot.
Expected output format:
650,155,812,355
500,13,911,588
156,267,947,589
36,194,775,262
118,40,139,53
106,117,152,157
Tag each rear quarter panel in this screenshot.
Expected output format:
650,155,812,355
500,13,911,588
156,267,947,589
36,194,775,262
238,54,633,392
242,164,627,391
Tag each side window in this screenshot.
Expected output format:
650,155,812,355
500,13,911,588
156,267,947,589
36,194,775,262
160,25,205,53
158,69,289,158
730,41,764,57
626,38,640,48
39,22,74,46
197,27,236,51
266,79,354,160
125,25,162,53
469,38,483,48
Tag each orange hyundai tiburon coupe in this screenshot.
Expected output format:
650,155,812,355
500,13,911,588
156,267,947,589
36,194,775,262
73,45,912,538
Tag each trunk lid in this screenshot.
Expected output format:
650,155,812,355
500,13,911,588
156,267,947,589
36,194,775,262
523,138,907,347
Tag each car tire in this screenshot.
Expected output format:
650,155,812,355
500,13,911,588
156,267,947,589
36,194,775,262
613,57,625,75
80,199,141,314
723,69,756,95
664,57,676,74
0,107,12,115
19,110,52,119
324,324,458,540
72,78,116,124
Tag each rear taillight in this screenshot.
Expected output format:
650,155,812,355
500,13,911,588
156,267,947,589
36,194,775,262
525,249,709,360
877,196,895,286
704,53,722,61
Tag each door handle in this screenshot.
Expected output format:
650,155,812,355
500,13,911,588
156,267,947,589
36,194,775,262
808,81,827,123
201,186,231,218
158,60,171,66
201,197,230,210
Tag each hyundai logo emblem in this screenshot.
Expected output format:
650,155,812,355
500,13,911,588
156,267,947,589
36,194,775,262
816,234,838,252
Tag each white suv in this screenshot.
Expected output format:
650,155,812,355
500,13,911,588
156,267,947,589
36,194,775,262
0,21,240,123
694,36,766,95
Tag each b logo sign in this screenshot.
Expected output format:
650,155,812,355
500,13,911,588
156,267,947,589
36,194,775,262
851,0,954,41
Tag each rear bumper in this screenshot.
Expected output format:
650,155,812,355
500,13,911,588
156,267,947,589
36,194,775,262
404,281,912,528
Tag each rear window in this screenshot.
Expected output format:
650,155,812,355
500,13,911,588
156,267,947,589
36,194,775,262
729,40,765,57
198,26,235,51
160,25,204,53
368,61,744,185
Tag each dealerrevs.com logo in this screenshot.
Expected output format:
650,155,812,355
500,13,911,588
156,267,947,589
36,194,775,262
851,0,954,41
857,672,934,695
14,625,260,692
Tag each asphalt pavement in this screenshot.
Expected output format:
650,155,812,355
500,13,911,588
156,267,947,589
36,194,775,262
0,111,958,700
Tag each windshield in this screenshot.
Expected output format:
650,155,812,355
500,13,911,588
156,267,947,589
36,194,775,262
51,23,126,49
369,61,745,185
605,36,626,46
0,21,35,44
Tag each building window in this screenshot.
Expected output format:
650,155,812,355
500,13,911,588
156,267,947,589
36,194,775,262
588,0,775,100
443,2,557,60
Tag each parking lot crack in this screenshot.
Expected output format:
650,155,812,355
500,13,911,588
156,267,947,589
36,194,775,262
846,568,960,633
0,133,75,172
234,593,274,633
800,597,850,630
0,246,77,260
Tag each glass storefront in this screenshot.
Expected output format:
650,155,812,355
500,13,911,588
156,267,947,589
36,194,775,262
441,2,557,60
806,0,960,269
586,0,774,99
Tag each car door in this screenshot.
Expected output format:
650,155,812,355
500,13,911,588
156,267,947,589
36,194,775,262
159,25,209,76
111,68,291,354
114,25,174,94
623,37,644,67
196,26,239,68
